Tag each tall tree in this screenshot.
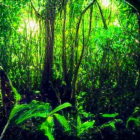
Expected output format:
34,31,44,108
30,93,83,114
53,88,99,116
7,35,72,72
71,0,96,106
42,0,55,86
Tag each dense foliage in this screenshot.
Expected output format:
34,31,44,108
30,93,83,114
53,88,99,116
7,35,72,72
1,0,140,139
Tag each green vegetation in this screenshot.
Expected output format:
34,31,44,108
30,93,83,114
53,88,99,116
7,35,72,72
1,0,140,139
0,100,71,140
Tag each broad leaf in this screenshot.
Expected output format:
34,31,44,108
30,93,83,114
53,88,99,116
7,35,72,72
79,120,95,135
41,116,54,140
77,115,82,128
9,104,29,120
49,103,72,115
13,100,50,124
109,121,116,131
100,119,123,131
54,113,71,132
126,117,140,128
101,113,119,118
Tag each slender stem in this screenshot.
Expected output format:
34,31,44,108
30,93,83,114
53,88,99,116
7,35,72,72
0,119,10,140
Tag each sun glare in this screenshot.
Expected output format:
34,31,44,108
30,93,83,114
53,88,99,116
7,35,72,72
28,21,36,29
102,0,110,7
113,19,120,27
18,20,38,33
27,20,37,30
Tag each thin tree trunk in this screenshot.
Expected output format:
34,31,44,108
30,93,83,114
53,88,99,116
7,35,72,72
71,1,95,106
62,3,68,84
41,0,56,100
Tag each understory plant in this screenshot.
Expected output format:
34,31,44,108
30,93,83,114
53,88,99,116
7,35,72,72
0,100,72,140
76,115,95,138
126,107,140,130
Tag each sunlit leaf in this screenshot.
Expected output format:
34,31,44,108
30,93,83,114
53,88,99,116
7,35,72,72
13,100,50,124
41,116,54,140
49,102,72,115
101,113,119,118
9,104,29,120
77,115,82,128
54,113,71,132
78,120,95,136
126,117,140,128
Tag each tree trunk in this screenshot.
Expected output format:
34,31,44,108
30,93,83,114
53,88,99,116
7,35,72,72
41,0,56,103
62,3,68,85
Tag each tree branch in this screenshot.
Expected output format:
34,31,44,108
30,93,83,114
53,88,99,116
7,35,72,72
96,1,108,29
30,0,45,19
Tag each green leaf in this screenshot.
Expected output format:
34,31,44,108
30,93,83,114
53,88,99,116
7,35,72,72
41,116,54,140
100,119,122,131
9,104,29,120
77,115,82,128
133,107,140,115
81,92,86,96
49,102,72,115
12,87,21,102
78,120,95,136
16,103,50,124
16,109,47,124
4,73,21,102
101,113,119,118
126,117,140,128
34,90,40,94
13,100,50,124
54,113,71,132
109,121,116,131
62,81,66,85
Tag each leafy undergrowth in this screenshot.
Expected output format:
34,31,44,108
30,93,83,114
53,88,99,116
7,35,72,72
1,98,140,140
